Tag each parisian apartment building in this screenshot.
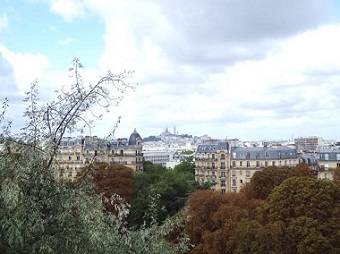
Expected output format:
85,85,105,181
55,129,143,179
195,137,340,193
195,141,299,193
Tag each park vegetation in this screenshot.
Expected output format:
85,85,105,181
185,165,340,254
1,60,340,253
0,60,189,253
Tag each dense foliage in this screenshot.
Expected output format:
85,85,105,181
241,177,340,254
128,160,198,227
0,150,189,253
78,162,135,213
185,190,261,253
0,60,189,253
185,164,340,254
243,163,313,200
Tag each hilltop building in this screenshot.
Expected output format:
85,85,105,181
55,129,143,179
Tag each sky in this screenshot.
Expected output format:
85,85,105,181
1,0,340,141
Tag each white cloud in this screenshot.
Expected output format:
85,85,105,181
49,0,86,21
0,45,50,93
57,37,74,46
7,0,340,140
0,12,8,31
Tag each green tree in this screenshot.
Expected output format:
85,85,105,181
254,177,340,254
173,156,195,174
0,60,189,253
129,160,198,227
247,164,314,200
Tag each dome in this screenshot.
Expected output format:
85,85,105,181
128,128,142,145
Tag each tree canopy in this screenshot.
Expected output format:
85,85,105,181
128,160,199,227
0,60,189,254
185,190,261,254
244,164,314,200
78,162,135,214
252,177,340,254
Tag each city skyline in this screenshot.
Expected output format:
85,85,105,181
1,1,340,141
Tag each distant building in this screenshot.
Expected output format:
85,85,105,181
195,141,230,193
230,146,299,192
294,136,322,151
194,142,299,193
317,148,340,180
55,129,143,179
143,150,174,167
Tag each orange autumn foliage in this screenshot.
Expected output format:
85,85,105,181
185,190,262,253
78,162,135,213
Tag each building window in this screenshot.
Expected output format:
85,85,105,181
221,189,226,194
240,161,242,167
246,170,250,177
76,156,80,161
272,161,276,166
221,171,226,177
120,150,124,155
247,161,250,168
68,156,71,161
240,179,243,184
231,170,236,177
221,180,226,187
265,161,268,167
232,161,236,168
221,154,225,160
221,162,225,169
256,161,260,168
232,179,236,186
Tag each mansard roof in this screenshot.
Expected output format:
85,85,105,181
197,141,229,153
231,146,297,160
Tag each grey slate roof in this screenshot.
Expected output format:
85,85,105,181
231,146,297,160
319,150,340,161
197,142,229,152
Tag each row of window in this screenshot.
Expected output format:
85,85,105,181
232,160,294,168
321,153,340,161
196,160,296,169
232,151,296,159
196,154,226,160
